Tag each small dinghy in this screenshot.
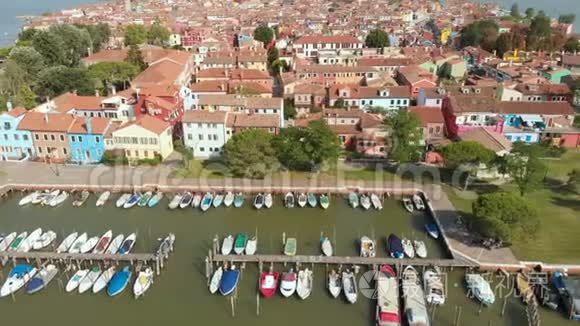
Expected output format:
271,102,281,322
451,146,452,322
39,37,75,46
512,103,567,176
137,191,153,207
118,233,136,254
116,193,131,208
1,264,37,297
56,232,78,253
264,193,273,208
72,190,90,207
233,233,247,255
233,193,244,208
348,192,359,208
66,269,89,292
96,191,111,207
296,268,313,300
221,235,234,255
93,266,115,293
321,237,333,256
32,191,50,205
297,193,307,207
107,266,132,297
402,197,414,213
179,192,193,208
209,266,223,294
92,230,113,254
123,193,141,209
9,231,28,251
387,234,404,259
200,192,213,211
370,193,382,210
147,192,164,208
156,234,175,257
307,193,317,207
328,270,341,298
223,192,234,207
41,190,60,206
69,232,88,254
319,194,330,209
78,267,101,294
414,240,427,258
253,193,264,209
26,264,58,294
342,269,358,304
413,194,425,210
360,194,371,210
424,266,445,305
80,236,99,253
133,267,154,298
259,271,279,298
245,236,257,255
402,237,415,258
191,193,202,208
20,228,42,253
49,191,68,207
212,193,224,208
219,265,240,296
106,234,124,254
466,273,495,305
425,223,439,239
0,232,16,251
284,192,295,208
280,269,297,298
19,192,38,206
360,236,376,257
32,230,56,250
284,237,297,256
168,193,182,210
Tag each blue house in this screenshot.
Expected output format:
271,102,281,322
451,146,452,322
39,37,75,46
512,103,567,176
0,107,35,161
67,116,111,163
502,126,540,144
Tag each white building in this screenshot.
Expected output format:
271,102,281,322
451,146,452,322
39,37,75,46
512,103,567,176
293,35,363,58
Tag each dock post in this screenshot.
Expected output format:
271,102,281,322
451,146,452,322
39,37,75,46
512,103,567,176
501,297,508,316
256,292,260,316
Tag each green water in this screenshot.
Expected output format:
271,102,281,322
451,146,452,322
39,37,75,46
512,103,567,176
0,193,574,325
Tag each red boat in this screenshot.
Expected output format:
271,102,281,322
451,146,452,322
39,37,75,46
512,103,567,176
259,271,280,298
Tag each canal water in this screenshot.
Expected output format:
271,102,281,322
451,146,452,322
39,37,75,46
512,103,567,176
0,193,574,325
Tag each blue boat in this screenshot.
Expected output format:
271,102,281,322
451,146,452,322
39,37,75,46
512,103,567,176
233,193,244,208
107,266,132,297
147,192,164,208
26,278,45,294
123,193,141,209
219,266,240,296
425,223,440,239
307,193,317,208
387,234,404,259
552,271,566,294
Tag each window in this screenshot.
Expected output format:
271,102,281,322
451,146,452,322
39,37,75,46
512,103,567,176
35,134,39,140
71,136,76,142
3,134,7,141
23,134,28,141
60,135,64,141
131,137,138,144
14,134,19,141
199,134,204,141
134,150,139,157
199,147,205,152
63,148,68,155
150,138,158,145
44,134,48,141
525,135,532,142
78,136,83,142
435,126,441,133
38,147,42,153
187,134,193,140
95,136,100,143
50,135,55,141
3,122,10,129
96,149,102,157
144,150,149,157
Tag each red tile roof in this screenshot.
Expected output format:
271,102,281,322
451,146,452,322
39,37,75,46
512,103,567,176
52,92,105,113
17,112,75,132
294,35,361,45
68,117,111,134
408,107,445,126
118,115,171,135
182,110,227,124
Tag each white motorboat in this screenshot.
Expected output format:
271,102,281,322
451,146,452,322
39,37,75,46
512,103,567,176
92,230,113,254
402,197,414,213
72,190,90,207
32,230,57,250
93,266,115,293
168,193,183,210
221,235,234,255
32,191,50,204
412,194,425,210
360,194,371,210
123,192,141,209
78,267,101,294
0,232,16,251
68,233,88,254
223,192,234,207
296,268,313,300
116,193,131,208
245,236,257,255
179,192,193,208
134,267,154,298
280,269,297,298
106,234,125,255
192,193,202,208
297,193,307,207
321,237,333,256
402,266,429,326
56,232,78,253
80,236,99,253
118,233,136,254
96,191,111,207
41,190,60,206
342,270,358,304
360,236,376,257
424,266,446,305
376,265,400,326
19,191,39,206
212,193,224,208
253,193,264,209
0,264,37,297
402,237,415,259
466,273,495,305
49,191,68,207
19,228,42,253
66,269,89,292
371,193,383,210
26,264,58,294
328,270,341,298
414,240,427,258
9,232,28,251
264,193,273,208
209,266,223,294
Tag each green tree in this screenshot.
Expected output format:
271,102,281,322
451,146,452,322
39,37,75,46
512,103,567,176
223,129,278,178
125,44,148,71
76,23,111,52
439,141,496,189
32,30,66,66
34,66,95,98
267,47,279,68
504,153,546,196
365,29,390,48
333,98,346,108
525,8,535,19
48,24,92,67
0,47,12,58
2,61,27,95
124,24,146,46
472,192,539,243
19,29,38,42
564,36,580,52
460,20,499,51
8,46,46,80
559,14,576,24
510,3,520,18
384,109,422,163
527,14,552,50
283,98,296,120
15,84,36,109
146,22,170,46
253,25,274,46
494,33,513,57
88,62,139,94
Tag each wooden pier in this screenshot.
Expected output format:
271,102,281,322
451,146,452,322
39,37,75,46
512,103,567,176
0,251,157,262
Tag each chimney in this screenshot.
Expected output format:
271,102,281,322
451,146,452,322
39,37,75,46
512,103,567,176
6,100,13,112
85,116,93,134
95,89,100,97
44,113,49,123
111,85,116,95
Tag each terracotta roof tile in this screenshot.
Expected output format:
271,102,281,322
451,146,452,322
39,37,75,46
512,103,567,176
182,110,227,124
118,115,170,135
17,112,75,132
294,35,360,45
68,117,111,134
408,107,445,126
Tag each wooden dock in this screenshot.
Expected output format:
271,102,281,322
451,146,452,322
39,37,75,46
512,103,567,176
0,251,157,262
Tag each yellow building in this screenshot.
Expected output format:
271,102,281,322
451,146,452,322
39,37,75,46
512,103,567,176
112,115,174,162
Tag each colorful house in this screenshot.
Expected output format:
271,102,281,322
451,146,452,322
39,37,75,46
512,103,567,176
112,115,174,162
67,117,112,163
17,112,75,163
0,107,35,161
541,127,580,148
541,67,571,84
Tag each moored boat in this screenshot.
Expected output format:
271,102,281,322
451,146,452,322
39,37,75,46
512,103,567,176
123,192,141,209
118,233,136,254
371,193,383,210
212,193,224,208
72,190,90,207
284,192,295,208
245,236,257,255
26,264,58,294
328,270,341,298
66,269,89,292
137,191,153,207
200,192,213,212
219,265,240,296
147,192,164,208
96,191,111,207
19,228,42,253
78,267,101,294
402,197,414,213
179,192,193,208
253,193,264,209
280,269,297,298
68,232,88,254
32,230,56,250
425,224,439,239
49,191,68,207
412,194,425,210
107,266,132,297
516,272,534,303
414,240,427,258
259,270,279,298
402,265,429,326
80,236,99,253
424,266,446,305
321,237,333,256
93,266,115,293
134,267,154,298
56,232,78,253
106,234,125,255
297,193,307,207
0,232,16,251
465,273,495,305
360,236,376,257
360,194,371,210
191,193,202,208
319,194,330,209
348,192,359,208
19,191,39,206
223,192,234,207
9,231,28,252
296,268,313,300
387,234,404,259
32,191,50,205
401,237,415,258
342,269,358,304
168,193,182,210
264,193,273,208
0,264,37,297
92,230,113,254
221,235,234,255
41,190,60,206
284,237,297,256
116,193,131,208
376,264,400,326
233,193,244,208
209,266,223,294
233,233,248,255
307,193,317,208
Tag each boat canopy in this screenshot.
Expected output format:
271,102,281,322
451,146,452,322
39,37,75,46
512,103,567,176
10,264,33,277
